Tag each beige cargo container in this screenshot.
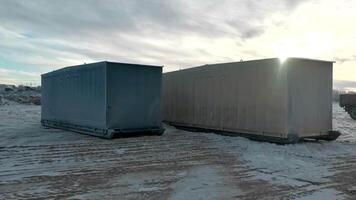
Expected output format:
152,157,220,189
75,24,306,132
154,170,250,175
163,58,340,143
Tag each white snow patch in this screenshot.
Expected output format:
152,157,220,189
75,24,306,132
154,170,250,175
169,165,239,200
137,186,161,192
296,188,344,200
200,103,356,188
114,148,126,155
210,134,333,186
66,194,87,200
109,171,165,193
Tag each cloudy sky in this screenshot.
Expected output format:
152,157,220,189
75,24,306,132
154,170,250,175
0,0,355,89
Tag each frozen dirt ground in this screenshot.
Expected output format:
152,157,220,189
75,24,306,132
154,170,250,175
1,103,356,200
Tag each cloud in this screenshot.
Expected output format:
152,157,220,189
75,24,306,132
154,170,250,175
0,67,40,85
334,80,356,90
334,55,356,64
0,0,307,78
0,0,356,88
0,0,306,39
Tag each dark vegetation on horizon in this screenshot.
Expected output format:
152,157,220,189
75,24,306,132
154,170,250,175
0,84,41,105
333,89,356,102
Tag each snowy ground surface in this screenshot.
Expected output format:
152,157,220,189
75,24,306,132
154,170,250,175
1,103,356,199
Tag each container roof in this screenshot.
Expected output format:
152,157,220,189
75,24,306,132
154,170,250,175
164,57,334,74
105,61,163,68
42,61,163,76
203,57,334,66
279,57,335,63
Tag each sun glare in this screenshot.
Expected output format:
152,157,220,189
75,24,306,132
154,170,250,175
279,56,288,63
274,34,330,64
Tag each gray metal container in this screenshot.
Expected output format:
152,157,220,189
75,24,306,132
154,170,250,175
41,61,164,138
340,94,356,107
339,94,356,120
163,58,339,143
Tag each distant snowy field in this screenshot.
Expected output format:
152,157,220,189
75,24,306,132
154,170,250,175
0,103,356,199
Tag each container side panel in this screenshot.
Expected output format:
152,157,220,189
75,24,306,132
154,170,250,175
163,59,288,137
107,64,162,130
41,63,107,129
287,60,332,136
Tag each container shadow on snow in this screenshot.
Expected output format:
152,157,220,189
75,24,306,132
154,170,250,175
113,132,162,139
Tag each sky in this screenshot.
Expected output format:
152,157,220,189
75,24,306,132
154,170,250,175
0,0,355,89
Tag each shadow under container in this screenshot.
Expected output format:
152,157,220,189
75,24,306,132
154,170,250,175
163,58,340,144
41,61,164,138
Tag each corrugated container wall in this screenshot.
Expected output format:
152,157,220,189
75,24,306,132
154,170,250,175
41,61,164,138
163,58,338,143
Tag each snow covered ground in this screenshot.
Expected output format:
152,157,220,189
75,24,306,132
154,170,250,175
0,103,356,199
334,103,356,142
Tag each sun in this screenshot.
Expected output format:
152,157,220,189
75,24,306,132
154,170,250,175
278,56,289,63
274,35,325,62
275,41,297,62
